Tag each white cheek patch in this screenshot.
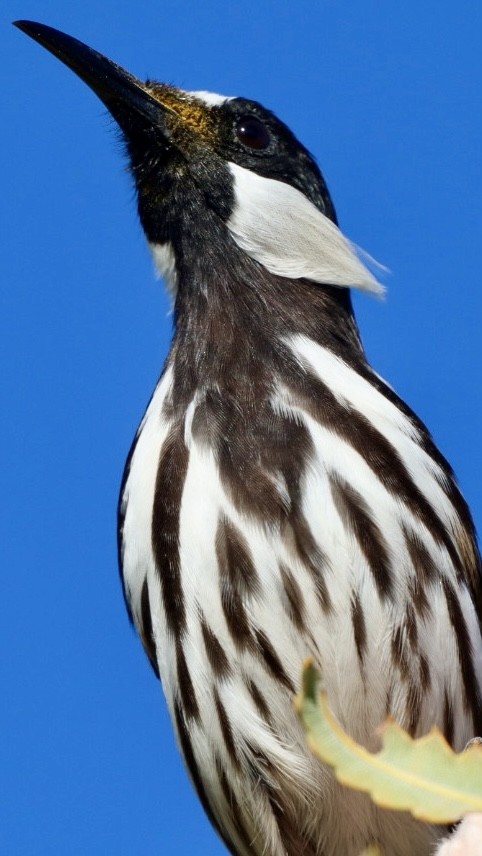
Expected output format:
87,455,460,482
150,241,178,297
226,161,384,295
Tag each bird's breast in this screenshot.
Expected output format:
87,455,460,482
119,335,481,751
118,336,482,854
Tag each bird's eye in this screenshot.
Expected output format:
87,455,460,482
235,116,271,151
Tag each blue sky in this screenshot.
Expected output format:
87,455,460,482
2,2,481,854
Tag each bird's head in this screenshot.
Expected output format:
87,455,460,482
14,21,382,302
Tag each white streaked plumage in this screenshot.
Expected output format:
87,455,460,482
286,334,460,530
227,161,384,294
120,366,174,632
121,337,479,854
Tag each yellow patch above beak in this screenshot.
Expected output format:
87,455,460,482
144,83,218,142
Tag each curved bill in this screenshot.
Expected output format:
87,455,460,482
13,20,165,134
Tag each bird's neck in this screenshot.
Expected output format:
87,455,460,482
165,246,366,413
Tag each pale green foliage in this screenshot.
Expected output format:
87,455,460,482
295,660,482,825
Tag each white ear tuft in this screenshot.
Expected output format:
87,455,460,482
149,241,178,297
227,162,385,296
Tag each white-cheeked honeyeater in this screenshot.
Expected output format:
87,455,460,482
15,21,482,856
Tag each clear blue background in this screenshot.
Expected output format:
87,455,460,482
2,2,481,854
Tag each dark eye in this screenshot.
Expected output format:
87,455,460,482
235,116,271,150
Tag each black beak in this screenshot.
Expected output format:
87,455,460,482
13,21,166,138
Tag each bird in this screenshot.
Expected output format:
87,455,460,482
15,20,482,856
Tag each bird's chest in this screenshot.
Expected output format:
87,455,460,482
120,352,481,757
119,369,474,856
120,369,323,712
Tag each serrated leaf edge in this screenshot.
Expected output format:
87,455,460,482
296,661,482,823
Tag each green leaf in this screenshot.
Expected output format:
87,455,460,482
295,660,482,824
